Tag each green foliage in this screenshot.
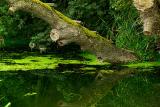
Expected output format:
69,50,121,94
109,0,157,60
0,65,160,107
0,0,159,61
55,0,158,61
56,0,111,37
0,2,50,48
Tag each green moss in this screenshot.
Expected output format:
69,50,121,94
32,0,52,11
82,27,101,38
30,0,112,42
55,9,109,40
125,62,160,68
0,52,109,71
79,51,110,65
80,51,97,61
0,55,59,71
31,0,79,27
54,10,80,26
80,26,113,44
31,0,77,26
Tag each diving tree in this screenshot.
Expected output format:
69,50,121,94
3,0,137,63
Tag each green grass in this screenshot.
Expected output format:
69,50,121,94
125,62,160,68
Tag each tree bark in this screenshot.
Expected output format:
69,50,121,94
4,0,138,63
133,0,160,36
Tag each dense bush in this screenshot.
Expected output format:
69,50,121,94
0,1,50,48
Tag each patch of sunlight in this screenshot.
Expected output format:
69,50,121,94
4,102,11,107
0,79,2,82
24,92,37,97
125,62,160,68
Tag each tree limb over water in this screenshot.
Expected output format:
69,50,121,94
4,0,138,63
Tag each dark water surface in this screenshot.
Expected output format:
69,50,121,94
0,66,160,107
0,51,160,107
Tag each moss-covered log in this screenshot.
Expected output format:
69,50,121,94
3,0,138,63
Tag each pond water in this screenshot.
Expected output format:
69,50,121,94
0,51,160,107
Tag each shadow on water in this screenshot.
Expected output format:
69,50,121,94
0,43,82,60
0,66,160,107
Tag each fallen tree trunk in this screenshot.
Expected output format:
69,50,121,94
4,0,138,63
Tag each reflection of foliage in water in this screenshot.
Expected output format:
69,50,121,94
0,72,35,107
0,68,160,107
0,71,95,107
0,51,160,107
56,73,95,102
97,73,160,107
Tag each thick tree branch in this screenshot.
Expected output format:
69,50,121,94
4,0,138,63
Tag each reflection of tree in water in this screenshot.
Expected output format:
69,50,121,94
57,69,135,107
0,67,158,107
0,71,63,107
0,68,134,107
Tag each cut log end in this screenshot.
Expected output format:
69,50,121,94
143,17,153,35
133,0,154,12
50,29,60,42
